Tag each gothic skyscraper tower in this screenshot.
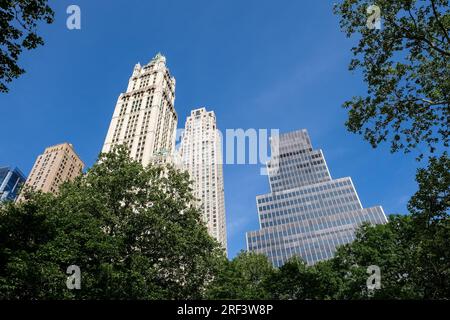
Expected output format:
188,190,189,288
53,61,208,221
102,53,177,166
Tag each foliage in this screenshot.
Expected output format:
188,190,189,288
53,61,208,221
407,152,450,298
0,146,223,299
408,152,450,224
334,0,449,158
1,147,448,300
329,216,422,299
205,251,273,299
330,0,449,300
265,256,341,300
208,156,450,300
0,0,54,93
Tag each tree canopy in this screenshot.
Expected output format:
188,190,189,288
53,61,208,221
0,146,223,299
334,0,449,158
207,157,450,300
0,0,54,93
330,1,449,299
0,146,449,299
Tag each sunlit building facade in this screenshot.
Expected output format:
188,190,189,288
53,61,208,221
17,143,84,200
179,108,227,251
102,53,177,166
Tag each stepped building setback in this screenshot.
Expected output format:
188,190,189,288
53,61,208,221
246,129,387,266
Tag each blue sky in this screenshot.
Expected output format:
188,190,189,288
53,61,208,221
0,0,424,258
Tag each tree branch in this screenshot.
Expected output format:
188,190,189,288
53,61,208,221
407,7,446,47
430,0,450,45
386,15,450,57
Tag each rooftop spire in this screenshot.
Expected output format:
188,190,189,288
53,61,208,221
151,52,166,63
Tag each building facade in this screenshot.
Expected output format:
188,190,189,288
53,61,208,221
246,129,387,266
179,108,227,251
0,167,26,202
102,53,177,166
18,143,84,199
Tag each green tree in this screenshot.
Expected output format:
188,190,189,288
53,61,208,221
0,146,223,299
324,155,450,299
205,154,450,300
265,256,341,300
329,217,421,299
408,152,450,225
333,0,449,300
205,251,273,299
0,0,54,93
407,152,450,298
265,256,312,300
334,0,449,158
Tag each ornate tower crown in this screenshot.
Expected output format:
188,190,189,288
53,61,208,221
151,52,166,64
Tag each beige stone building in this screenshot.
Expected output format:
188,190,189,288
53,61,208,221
18,143,84,199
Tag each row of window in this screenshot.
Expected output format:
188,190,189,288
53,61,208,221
258,178,353,204
248,207,386,265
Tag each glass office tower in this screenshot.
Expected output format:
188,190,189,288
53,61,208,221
246,129,387,266
0,166,26,202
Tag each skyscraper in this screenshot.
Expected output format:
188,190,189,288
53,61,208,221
246,129,387,266
18,143,84,200
179,108,227,251
102,53,177,166
0,167,26,202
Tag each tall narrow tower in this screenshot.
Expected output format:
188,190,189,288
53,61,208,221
247,129,387,266
102,53,177,166
179,108,227,252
